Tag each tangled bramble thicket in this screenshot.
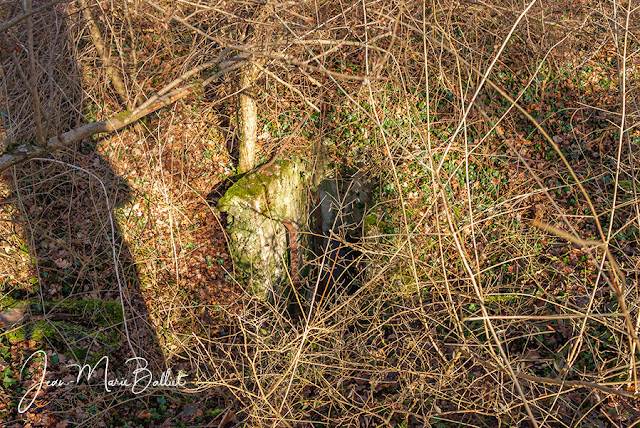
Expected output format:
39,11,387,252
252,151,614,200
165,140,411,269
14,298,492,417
1,0,640,426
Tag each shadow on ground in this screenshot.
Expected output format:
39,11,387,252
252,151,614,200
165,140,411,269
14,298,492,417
0,1,166,423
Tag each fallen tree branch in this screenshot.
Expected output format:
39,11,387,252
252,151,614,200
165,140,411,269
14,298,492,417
0,61,242,173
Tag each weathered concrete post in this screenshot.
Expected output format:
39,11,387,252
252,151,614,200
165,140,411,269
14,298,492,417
218,159,306,301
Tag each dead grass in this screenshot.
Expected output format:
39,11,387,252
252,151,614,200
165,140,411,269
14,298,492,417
1,0,640,426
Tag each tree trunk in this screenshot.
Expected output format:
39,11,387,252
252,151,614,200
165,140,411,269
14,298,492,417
238,62,259,174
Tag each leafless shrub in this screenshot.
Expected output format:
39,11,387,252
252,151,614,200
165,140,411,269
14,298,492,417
1,0,640,426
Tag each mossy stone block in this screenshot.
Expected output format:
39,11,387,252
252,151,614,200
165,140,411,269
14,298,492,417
218,159,306,301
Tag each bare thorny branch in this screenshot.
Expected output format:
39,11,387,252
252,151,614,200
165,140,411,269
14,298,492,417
2,0,640,425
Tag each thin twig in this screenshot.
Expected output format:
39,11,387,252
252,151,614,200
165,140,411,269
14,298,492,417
253,61,320,112
531,219,638,349
463,348,639,400
0,0,66,34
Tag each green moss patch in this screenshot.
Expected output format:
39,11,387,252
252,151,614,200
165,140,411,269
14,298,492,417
1,298,124,359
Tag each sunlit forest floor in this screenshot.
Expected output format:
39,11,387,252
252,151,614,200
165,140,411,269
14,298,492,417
1,0,640,426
